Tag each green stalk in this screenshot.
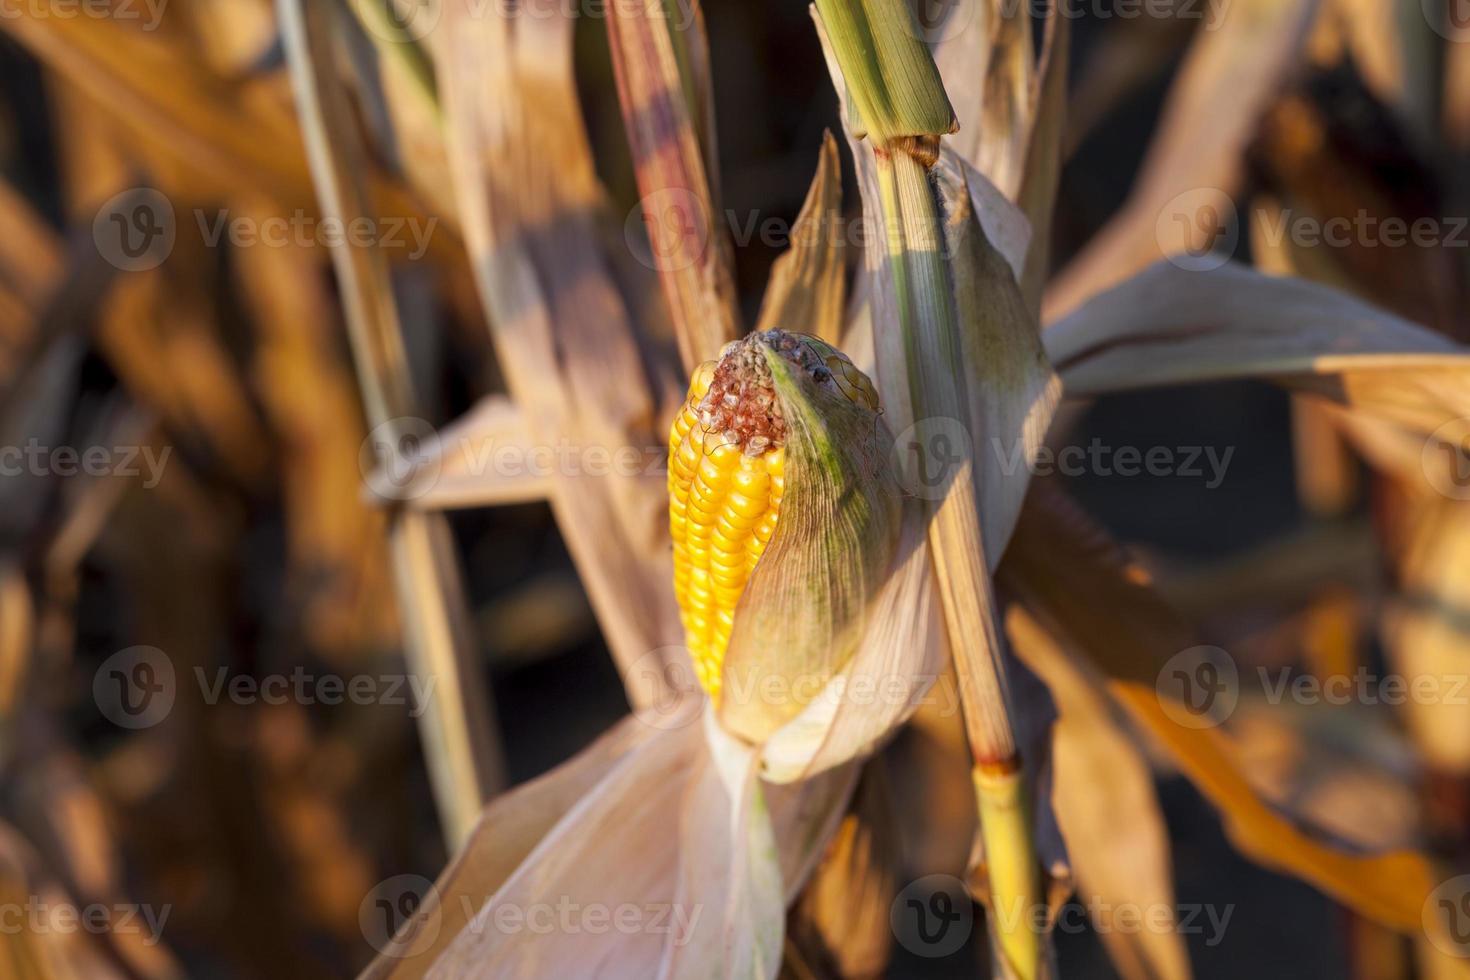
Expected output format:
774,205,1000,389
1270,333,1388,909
821,0,1044,974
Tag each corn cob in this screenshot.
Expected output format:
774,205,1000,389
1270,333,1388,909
668,330,879,704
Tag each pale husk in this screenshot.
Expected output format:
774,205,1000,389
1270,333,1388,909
719,339,902,744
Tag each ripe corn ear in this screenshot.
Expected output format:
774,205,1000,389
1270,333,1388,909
668,330,880,704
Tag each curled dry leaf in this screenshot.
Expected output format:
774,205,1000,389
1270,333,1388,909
1046,260,1470,437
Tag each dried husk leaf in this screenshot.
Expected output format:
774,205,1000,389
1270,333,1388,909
719,341,901,744
936,151,1061,566
423,722,703,977
375,712,859,978
660,712,783,979
361,717,662,979
757,504,944,783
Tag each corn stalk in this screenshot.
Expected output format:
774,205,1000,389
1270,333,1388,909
277,0,505,848
813,0,1043,975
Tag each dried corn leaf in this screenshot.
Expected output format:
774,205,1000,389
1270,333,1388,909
786,765,897,979
608,0,739,369
1046,261,1470,436
1007,607,1191,980
279,0,504,845
394,396,553,511
755,132,846,343
1044,0,1320,320
1003,486,1446,935
1329,0,1439,143
435,0,683,707
1382,499,1470,774
2,5,313,207
1015,11,1068,320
